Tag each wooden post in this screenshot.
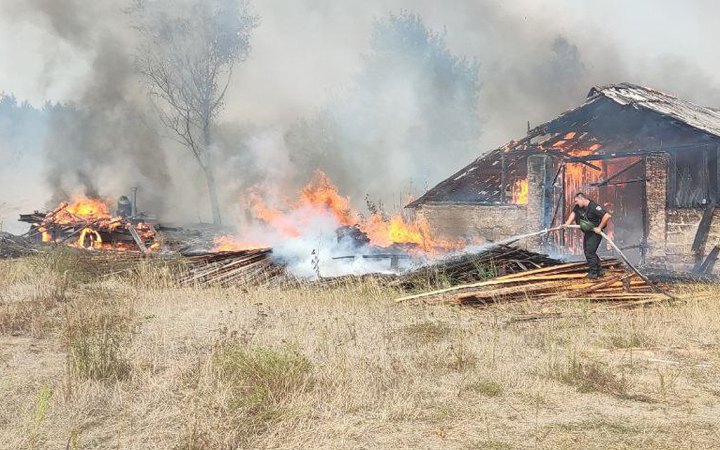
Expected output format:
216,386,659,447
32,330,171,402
500,153,507,204
560,163,567,248
691,200,716,269
640,156,649,265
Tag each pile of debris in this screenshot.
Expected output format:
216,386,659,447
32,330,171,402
20,199,157,252
0,232,40,259
396,244,562,289
396,258,670,308
180,248,289,287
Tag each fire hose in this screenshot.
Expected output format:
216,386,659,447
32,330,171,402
489,224,676,300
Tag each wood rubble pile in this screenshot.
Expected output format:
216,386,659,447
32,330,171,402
396,244,562,289
0,232,39,259
396,258,672,308
19,202,156,252
180,248,289,287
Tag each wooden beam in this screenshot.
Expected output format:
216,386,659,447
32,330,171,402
589,159,643,187
128,226,148,254
691,200,716,255
694,245,720,274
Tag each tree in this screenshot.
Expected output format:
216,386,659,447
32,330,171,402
132,0,258,224
287,10,481,204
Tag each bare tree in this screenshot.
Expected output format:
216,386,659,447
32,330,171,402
132,0,258,224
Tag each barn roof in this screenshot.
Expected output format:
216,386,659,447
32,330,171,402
408,83,720,208
589,83,720,139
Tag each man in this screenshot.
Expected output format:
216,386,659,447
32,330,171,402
564,192,612,279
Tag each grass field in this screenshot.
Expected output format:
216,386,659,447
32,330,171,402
1,249,720,449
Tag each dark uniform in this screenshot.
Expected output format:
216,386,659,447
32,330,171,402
573,200,608,275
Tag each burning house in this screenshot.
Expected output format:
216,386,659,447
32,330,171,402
408,83,720,272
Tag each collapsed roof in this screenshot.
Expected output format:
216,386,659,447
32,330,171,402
408,83,720,207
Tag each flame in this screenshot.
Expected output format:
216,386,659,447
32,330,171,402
220,170,460,254
35,195,157,252
211,235,267,252
38,226,52,242
248,171,358,239
78,227,102,249
299,171,358,226
59,196,112,222
511,179,528,205
362,214,429,249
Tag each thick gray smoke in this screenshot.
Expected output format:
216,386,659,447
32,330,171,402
2,0,720,230
27,1,170,210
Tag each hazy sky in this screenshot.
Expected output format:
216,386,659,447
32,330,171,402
2,1,718,128
1,0,718,231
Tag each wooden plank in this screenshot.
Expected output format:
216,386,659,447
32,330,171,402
128,226,148,253
561,274,629,298
691,200,716,254
695,245,720,274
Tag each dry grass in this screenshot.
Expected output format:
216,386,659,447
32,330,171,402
2,250,720,449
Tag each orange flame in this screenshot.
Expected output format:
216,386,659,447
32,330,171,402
58,196,112,222
299,171,358,226
211,235,267,252
511,179,528,205
36,195,157,252
78,227,102,249
361,214,428,249
222,170,461,253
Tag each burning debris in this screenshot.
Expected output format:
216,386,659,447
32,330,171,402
212,170,465,254
20,196,158,253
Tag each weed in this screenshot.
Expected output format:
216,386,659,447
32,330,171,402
466,378,504,397
555,356,631,398
212,342,313,423
448,338,478,371
604,323,654,349
401,321,451,343
62,293,134,382
26,384,52,448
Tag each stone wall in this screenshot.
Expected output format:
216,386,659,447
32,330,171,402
414,154,550,249
414,203,529,245
664,209,720,271
644,153,720,272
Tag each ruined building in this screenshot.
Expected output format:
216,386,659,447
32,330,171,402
408,83,720,272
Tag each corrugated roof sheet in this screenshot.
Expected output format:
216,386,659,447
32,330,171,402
588,82,720,138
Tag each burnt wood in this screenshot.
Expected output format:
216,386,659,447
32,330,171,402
691,200,716,255
590,159,643,187
694,245,720,274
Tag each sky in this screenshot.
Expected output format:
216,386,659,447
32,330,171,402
3,1,719,134
1,0,719,231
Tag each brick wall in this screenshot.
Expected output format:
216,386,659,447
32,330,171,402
645,154,669,266
415,203,529,244
414,154,549,249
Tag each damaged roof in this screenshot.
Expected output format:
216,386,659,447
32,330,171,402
408,82,720,208
589,83,720,139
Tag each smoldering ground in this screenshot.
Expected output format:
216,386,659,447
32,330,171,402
2,0,720,232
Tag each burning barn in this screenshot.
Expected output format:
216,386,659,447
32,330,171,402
408,82,720,272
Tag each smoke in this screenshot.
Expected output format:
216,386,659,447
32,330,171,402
1,0,172,218
3,0,720,230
